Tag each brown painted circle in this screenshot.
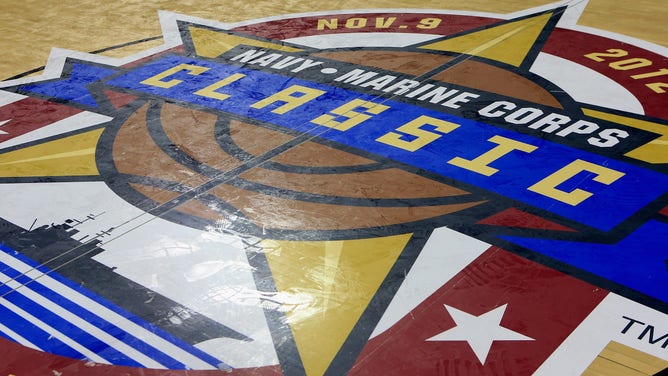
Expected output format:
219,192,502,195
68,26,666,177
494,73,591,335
107,49,560,235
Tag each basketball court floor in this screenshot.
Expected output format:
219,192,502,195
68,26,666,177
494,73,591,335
0,1,666,374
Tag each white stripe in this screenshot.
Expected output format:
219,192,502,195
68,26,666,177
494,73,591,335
0,271,164,369
0,111,112,150
0,296,107,364
534,293,668,375
0,91,25,107
0,321,41,350
0,252,216,369
531,53,643,114
371,226,490,337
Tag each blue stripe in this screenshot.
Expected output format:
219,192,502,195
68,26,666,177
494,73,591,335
19,63,116,107
0,244,228,369
0,302,85,359
0,281,145,367
0,262,189,369
502,220,668,303
105,55,668,231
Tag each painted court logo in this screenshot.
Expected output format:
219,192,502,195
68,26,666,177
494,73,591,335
0,4,666,375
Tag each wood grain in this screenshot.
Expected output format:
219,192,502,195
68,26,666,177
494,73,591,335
583,341,668,376
0,1,666,79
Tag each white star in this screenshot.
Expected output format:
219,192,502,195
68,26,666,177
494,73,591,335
426,304,534,364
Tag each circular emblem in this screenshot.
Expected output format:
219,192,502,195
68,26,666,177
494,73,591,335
0,5,666,376
99,46,572,238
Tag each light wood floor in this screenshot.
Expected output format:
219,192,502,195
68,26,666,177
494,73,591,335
0,0,666,79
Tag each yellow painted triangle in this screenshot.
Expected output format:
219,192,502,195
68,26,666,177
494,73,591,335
188,26,303,58
0,129,103,177
263,233,412,376
418,12,554,67
583,108,668,164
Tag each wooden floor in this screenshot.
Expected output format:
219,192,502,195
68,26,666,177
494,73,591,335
0,0,666,79
0,1,665,375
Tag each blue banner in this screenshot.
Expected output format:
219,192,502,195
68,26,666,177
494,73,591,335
105,55,668,231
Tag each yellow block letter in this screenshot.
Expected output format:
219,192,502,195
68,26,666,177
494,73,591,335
140,64,209,88
251,85,325,114
194,73,245,101
311,99,389,131
448,135,537,176
528,159,625,206
376,115,459,152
